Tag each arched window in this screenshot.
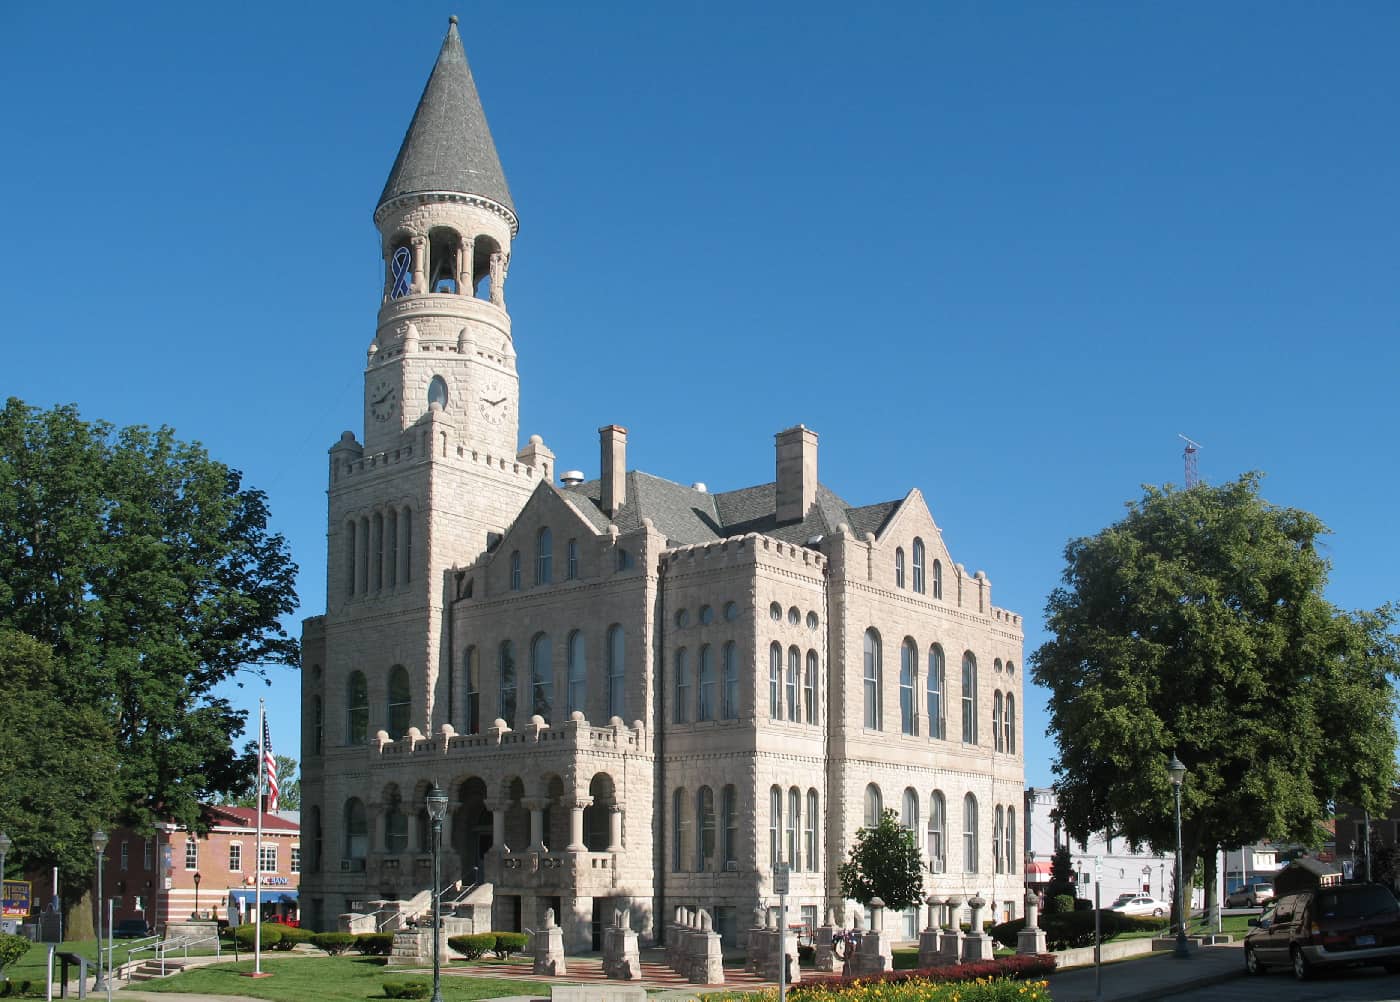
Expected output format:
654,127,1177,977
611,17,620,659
895,547,906,588
1007,806,1017,873
428,227,461,293
932,559,943,600
993,691,1004,752
530,633,553,719
786,646,800,722
464,646,480,733
806,789,819,871
1005,693,1016,754
863,629,882,730
901,787,919,833
722,785,738,868
963,794,979,873
385,798,408,853
698,644,715,721
347,671,368,743
769,786,782,866
722,642,739,719
345,519,357,596
387,665,411,737
312,695,323,755
864,784,883,828
606,625,625,719
344,798,368,862
566,538,579,580
961,652,978,744
786,787,800,870
697,787,716,871
769,642,782,719
674,648,690,724
912,538,926,593
535,527,553,585
900,638,917,735
498,640,517,726
671,788,685,872
994,806,1005,873
566,630,586,716
509,550,521,591
927,644,946,740
804,650,818,724
928,791,946,873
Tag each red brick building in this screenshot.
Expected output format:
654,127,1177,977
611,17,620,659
34,806,300,931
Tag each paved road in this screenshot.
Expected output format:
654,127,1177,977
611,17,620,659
1159,965,1400,1001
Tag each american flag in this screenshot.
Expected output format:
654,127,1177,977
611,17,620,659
262,715,279,812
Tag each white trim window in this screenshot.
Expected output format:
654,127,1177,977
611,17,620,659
228,842,243,872
184,839,197,871
259,843,277,873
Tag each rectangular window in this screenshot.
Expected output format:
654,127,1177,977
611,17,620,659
785,648,799,722
566,539,578,580
120,841,129,871
144,839,154,871
697,646,715,722
803,652,817,724
674,649,690,724
801,905,818,935
607,627,626,719
769,645,782,719
229,843,242,872
184,839,198,871
291,846,301,874
259,844,277,873
722,643,739,720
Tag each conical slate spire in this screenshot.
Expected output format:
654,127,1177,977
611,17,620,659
378,16,515,215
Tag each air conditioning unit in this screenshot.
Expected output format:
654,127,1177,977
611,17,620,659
724,860,739,872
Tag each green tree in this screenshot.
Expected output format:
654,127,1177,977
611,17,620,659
1046,844,1077,902
838,809,924,912
0,399,299,869
1032,474,1398,923
218,755,302,811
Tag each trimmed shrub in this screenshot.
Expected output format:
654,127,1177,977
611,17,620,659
311,931,357,956
0,933,31,972
492,932,529,959
989,910,1162,952
447,933,496,961
233,923,284,950
272,925,313,950
383,979,430,999
1047,894,1075,915
355,932,395,956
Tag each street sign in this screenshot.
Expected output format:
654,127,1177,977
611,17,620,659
1,880,30,919
774,863,790,895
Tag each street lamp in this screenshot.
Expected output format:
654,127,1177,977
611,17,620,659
425,784,450,1002
1167,754,1189,959
0,831,11,923
193,871,202,919
92,830,109,990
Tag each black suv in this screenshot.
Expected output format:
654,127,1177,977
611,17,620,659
1244,882,1400,980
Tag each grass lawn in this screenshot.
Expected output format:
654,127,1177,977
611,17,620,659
137,956,545,1001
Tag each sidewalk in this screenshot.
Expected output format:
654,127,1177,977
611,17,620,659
1047,942,1245,1002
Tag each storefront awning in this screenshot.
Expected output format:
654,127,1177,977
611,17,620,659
1025,861,1053,875
228,888,298,907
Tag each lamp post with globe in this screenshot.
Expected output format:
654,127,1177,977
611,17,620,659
92,830,109,989
426,784,450,1002
1167,754,1189,959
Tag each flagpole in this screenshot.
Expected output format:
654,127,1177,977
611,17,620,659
254,698,264,976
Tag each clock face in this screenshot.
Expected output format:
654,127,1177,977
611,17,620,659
478,379,510,427
369,380,397,422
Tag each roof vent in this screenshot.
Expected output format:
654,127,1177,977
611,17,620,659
560,470,585,486
691,482,708,493
805,534,824,547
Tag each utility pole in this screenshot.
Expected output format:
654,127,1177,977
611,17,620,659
1178,435,1202,488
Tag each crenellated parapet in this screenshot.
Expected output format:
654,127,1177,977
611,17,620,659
662,532,826,577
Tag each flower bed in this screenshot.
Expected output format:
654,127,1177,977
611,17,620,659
794,953,1056,995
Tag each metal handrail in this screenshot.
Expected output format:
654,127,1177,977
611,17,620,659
117,935,162,980
153,931,222,976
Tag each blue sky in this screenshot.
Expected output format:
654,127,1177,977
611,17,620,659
2,3,1396,791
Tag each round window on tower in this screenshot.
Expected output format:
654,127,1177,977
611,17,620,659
427,376,449,410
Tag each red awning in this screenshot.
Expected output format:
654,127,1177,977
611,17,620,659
1026,861,1052,875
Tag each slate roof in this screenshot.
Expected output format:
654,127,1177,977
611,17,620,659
378,18,515,215
562,471,904,549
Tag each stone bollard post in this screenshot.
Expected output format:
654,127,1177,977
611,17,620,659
1017,889,1048,955
918,895,944,968
533,908,567,976
961,895,994,962
814,908,837,973
940,896,964,965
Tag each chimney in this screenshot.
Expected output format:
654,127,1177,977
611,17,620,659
599,425,628,518
775,425,818,525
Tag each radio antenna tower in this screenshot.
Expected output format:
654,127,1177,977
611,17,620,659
1178,434,1202,488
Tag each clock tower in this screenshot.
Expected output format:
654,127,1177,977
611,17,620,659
308,17,550,771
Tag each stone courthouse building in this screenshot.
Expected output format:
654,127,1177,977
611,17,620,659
299,19,1026,950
